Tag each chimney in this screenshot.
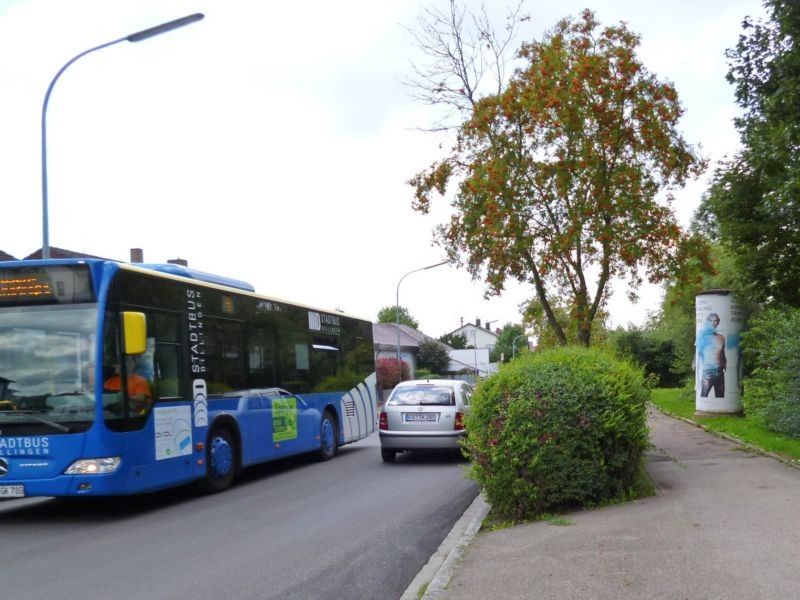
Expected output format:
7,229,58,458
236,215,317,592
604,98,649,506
485,321,490,330
167,258,189,267
476,318,481,328
130,248,144,263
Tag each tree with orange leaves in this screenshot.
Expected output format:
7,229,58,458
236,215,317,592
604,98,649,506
409,9,711,346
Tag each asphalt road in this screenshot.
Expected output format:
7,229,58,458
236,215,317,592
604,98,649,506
0,433,478,600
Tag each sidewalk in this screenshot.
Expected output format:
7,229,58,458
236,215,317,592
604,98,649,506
422,408,800,599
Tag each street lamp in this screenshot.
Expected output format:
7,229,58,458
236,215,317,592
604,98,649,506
512,334,528,358
395,261,448,364
41,13,205,259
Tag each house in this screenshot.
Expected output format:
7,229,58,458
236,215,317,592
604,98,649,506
447,318,500,351
448,348,495,379
373,321,499,386
372,322,441,378
0,250,17,261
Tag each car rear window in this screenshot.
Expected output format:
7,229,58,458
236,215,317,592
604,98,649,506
388,386,455,406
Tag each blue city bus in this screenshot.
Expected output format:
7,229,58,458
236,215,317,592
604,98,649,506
0,259,377,497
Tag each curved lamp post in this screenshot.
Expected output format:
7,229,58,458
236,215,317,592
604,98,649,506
395,261,448,364
512,334,528,358
41,13,204,259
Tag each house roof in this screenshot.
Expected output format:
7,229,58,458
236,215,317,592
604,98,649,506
22,247,111,260
372,323,451,350
373,323,426,348
448,322,500,340
0,250,17,261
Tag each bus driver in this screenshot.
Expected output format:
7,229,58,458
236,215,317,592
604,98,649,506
104,356,152,414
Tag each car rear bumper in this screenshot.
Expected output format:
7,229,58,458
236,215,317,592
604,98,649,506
379,430,465,450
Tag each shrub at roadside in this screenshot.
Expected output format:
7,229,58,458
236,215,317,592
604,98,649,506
413,368,440,380
464,346,650,520
376,357,409,390
742,308,800,438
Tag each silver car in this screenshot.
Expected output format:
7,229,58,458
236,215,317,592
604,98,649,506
379,379,474,462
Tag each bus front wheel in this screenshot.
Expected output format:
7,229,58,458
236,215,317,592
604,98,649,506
318,410,338,461
205,427,236,493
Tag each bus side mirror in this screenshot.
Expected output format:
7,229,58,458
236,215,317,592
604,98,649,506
122,312,147,355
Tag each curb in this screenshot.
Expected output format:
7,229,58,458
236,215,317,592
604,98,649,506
399,492,491,600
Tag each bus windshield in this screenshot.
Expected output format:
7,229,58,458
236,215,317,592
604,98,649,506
0,304,98,433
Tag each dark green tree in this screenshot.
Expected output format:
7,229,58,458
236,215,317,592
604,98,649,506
377,306,419,329
610,327,681,388
699,0,800,306
439,331,468,349
490,323,527,362
417,339,452,374
651,242,754,384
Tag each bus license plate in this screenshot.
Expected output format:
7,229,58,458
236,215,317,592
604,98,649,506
0,485,24,498
404,413,438,423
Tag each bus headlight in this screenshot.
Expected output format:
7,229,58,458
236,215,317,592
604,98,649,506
64,457,121,475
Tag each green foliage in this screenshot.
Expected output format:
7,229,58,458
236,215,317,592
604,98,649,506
417,339,451,374
523,298,610,349
699,0,800,306
376,357,409,390
610,327,682,388
652,242,751,383
410,9,709,347
439,331,468,349
490,323,527,363
413,368,439,380
377,306,419,329
741,307,800,437
464,346,650,520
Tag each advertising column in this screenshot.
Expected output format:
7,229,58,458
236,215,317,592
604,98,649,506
695,290,744,414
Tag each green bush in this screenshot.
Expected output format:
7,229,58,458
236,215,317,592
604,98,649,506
742,308,800,437
413,368,439,380
464,346,650,520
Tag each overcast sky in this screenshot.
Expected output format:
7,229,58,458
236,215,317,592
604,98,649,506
0,0,766,336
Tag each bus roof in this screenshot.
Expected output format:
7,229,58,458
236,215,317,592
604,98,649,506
136,263,255,292
0,258,369,322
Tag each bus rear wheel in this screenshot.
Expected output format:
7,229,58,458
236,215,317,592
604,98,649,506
318,410,338,461
205,427,236,493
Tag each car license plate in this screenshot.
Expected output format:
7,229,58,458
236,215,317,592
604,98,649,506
404,413,438,423
0,485,24,499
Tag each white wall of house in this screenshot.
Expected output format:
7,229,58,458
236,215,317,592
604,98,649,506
449,348,492,377
451,324,498,350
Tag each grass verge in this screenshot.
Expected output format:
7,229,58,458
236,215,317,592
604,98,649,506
650,388,800,463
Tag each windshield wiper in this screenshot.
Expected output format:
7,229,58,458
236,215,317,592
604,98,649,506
0,410,71,433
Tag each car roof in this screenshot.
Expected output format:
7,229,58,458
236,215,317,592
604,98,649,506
396,379,463,387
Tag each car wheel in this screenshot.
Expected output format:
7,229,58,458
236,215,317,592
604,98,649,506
381,448,396,463
318,410,338,461
205,427,236,493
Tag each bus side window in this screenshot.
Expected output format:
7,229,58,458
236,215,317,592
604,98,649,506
155,344,181,399
204,317,245,396
247,326,278,388
150,312,182,400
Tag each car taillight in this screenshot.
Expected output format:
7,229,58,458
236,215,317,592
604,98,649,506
454,411,465,431
379,412,388,430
